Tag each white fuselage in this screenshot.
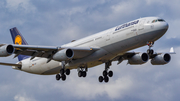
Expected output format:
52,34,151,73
13,17,169,75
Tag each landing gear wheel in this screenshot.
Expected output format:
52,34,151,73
150,49,154,54
66,69,70,75
56,74,60,80
77,66,88,78
147,49,150,54
78,71,82,77
61,75,66,81
82,71,87,77
147,49,154,55
108,71,113,77
98,61,113,83
104,76,109,83
103,70,108,76
99,76,103,82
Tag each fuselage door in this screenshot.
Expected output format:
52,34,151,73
106,34,110,41
139,19,145,29
138,19,146,34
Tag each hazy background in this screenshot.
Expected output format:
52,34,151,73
0,0,180,101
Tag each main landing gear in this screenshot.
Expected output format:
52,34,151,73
78,66,88,78
99,61,113,83
56,61,70,81
147,41,154,55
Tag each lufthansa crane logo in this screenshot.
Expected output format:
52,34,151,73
15,35,22,45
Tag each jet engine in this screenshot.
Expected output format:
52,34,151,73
53,49,74,61
128,53,149,65
151,53,171,65
0,44,14,57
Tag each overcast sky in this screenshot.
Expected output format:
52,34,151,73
0,0,180,101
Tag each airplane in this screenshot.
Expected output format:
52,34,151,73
0,17,175,83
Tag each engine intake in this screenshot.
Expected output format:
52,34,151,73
0,44,14,57
53,49,74,61
128,53,149,65
151,53,171,65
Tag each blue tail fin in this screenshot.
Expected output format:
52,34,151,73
10,27,30,61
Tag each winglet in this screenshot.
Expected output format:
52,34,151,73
170,47,176,54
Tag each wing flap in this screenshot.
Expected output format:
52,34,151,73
111,52,136,61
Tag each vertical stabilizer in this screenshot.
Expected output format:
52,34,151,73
10,27,30,61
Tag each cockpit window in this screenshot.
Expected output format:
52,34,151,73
158,19,165,22
152,20,157,23
152,19,165,23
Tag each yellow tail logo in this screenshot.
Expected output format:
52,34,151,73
15,35,22,45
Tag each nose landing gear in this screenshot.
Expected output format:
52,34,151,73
147,41,154,55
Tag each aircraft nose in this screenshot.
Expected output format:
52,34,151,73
154,22,169,32
161,22,169,30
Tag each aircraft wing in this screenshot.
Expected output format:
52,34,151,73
148,47,176,59
111,47,175,64
12,44,99,60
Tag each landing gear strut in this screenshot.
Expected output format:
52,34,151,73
78,66,88,78
147,41,154,55
99,61,113,83
56,61,70,81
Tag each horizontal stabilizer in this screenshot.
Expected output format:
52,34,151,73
0,62,21,67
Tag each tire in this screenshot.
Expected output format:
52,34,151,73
56,74,60,81
147,49,150,54
82,72,87,77
104,76,109,83
78,71,82,77
61,75,66,81
66,69,70,75
108,71,113,77
147,49,154,55
99,76,103,82
103,70,107,76
150,49,154,54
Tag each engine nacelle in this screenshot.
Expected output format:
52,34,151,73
53,49,74,61
128,53,149,65
0,44,14,57
151,53,171,65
